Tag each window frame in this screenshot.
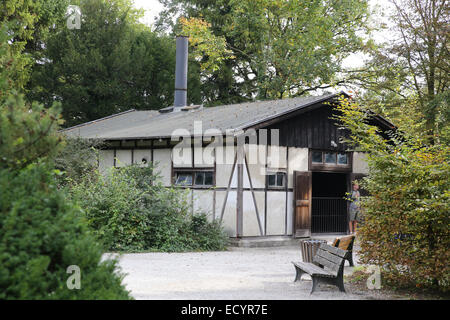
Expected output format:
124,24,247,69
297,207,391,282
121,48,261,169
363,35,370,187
266,171,287,189
309,150,352,172
173,169,215,188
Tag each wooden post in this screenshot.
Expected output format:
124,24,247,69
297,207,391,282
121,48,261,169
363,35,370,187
236,145,244,238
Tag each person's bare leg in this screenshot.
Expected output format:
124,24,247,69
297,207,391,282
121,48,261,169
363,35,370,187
348,221,353,234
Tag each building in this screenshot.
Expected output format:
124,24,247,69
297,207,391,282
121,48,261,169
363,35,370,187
62,36,395,241
61,91,394,239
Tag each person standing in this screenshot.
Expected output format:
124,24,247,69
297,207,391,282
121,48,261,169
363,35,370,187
349,182,361,234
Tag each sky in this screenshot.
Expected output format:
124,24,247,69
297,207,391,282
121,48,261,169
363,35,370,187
133,0,165,27
132,0,397,69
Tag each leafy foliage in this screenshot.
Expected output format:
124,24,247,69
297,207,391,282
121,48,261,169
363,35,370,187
0,26,64,170
54,137,105,186
28,0,202,127
336,96,450,292
0,34,131,299
179,16,233,73
69,165,229,252
0,164,131,299
0,92,64,170
348,0,449,142
162,0,371,102
0,0,69,89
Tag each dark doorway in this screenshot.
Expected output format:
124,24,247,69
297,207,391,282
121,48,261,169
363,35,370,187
311,172,348,233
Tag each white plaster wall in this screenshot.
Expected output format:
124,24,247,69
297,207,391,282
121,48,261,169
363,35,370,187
172,147,192,168
242,190,265,237
115,149,132,167
286,191,294,235
268,145,287,169
215,145,236,166
98,150,114,174
215,190,236,237
244,144,266,188
194,146,215,168
215,146,237,188
193,190,214,221
266,192,286,235
287,147,309,188
133,149,151,167
153,148,172,186
353,152,369,174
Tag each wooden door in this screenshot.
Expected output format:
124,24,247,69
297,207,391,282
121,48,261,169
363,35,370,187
293,171,312,237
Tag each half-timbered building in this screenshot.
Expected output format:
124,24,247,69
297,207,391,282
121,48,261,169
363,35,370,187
62,36,395,242
62,92,394,240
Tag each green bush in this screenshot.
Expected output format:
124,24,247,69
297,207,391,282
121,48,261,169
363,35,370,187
54,137,105,186
337,97,450,292
69,165,229,252
0,164,131,299
0,27,130,299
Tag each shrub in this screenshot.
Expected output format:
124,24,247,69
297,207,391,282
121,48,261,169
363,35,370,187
336,97,450,292
54,137,105,186
0,164,131,299
69,165,229,252
0,29,130,299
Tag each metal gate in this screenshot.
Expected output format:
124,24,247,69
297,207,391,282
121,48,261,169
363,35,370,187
311,197,347,233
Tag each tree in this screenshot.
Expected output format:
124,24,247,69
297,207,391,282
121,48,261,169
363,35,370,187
0,0,69,89
0,28,131,300
336,96,449,292
0,164,132,299
348,0,449,142
0,28,63,169
28,0,202,127
158,0,371,103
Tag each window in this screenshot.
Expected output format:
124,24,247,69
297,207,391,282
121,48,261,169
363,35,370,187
267,172,286,188
194,171,214,186
324,152,336,164
310,150,351,170
174,171,214,187
174,172,193,186
337,153,348,165
311,151,323,163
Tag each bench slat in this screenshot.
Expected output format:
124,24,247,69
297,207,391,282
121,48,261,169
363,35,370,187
313,256,339,276
316,248,344,265
337,235,354,250
292,261,335,277
313,252,337,270
319,243,347,257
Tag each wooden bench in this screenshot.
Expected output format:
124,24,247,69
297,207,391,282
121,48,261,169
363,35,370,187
332,235,355,266
292,243,348,294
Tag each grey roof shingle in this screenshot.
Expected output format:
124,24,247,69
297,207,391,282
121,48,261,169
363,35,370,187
61,92,344,140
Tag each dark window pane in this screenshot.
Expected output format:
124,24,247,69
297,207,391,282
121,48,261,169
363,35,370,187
194,172,204,185
268,174,276,186
204,172,214,185
337,153,348,165
276,173,284,186
312,151,323,163
324,152,336,164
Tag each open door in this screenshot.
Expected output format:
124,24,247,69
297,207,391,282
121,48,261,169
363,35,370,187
293,171,312,237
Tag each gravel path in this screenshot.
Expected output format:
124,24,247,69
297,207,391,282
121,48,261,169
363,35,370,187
110,245,390,300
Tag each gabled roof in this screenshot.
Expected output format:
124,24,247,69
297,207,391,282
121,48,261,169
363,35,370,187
61,92,365,140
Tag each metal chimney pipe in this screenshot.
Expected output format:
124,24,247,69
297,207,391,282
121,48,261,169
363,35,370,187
174,36,188,110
